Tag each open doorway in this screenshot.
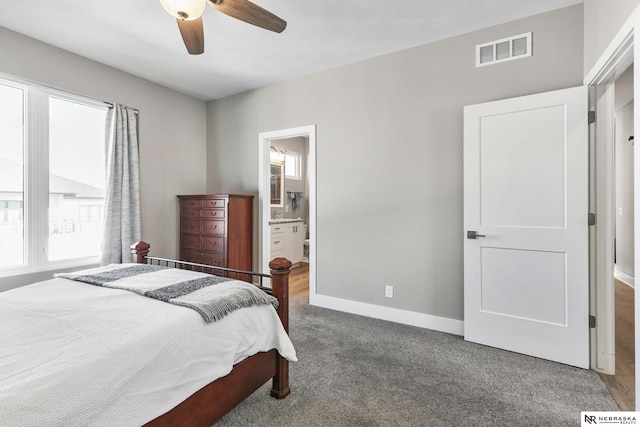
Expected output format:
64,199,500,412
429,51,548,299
587,19,637,407
258,125,317,304
599,64,636,411
270,136,310,301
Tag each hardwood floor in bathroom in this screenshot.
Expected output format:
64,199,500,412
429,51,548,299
599,280,635,411
289,262,309,301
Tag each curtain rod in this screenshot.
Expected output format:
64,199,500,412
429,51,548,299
105,102,140,114
0,71,139,114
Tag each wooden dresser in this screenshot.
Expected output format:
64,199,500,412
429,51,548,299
177,194,253,275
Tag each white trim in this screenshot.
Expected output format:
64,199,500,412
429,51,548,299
0,71,111,111
614,267,635,288
258,125,317,303
590,83,616,375
584,10,637,86
313,294,464,336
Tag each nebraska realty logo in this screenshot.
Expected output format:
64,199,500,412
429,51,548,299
582,412,639,425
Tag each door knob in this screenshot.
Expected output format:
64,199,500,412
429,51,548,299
467,230,486,239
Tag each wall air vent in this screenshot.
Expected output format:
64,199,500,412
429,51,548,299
476,32,532,67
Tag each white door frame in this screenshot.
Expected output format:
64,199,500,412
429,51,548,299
258,125,317,303
584,6,638,407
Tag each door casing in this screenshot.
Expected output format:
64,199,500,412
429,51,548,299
258,125,317,303
583,5,638,407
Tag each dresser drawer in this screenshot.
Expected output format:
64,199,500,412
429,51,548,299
182,235,201,249
180,206,201,218
181,219,201,233
181,249,224,267
200,252,225,267
203,198,226,209
202,209,225,219
202,220,225,235
181,248,203,264
181,199,202,209
202,236,224,251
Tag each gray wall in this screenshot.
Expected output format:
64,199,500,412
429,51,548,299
206,5,584,321
584,0,640,75
0,27,207,289
615,66,635,280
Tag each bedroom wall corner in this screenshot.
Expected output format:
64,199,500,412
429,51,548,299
205,5,584,325
0,26,208,289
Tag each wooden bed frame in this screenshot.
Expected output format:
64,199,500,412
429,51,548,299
130,241,292,426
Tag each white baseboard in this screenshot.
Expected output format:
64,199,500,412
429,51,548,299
613,268,635,288
309,294,464,336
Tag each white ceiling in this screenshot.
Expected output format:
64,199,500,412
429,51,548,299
0,0,582,101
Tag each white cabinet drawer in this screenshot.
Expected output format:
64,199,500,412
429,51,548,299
270,224,285,234
271,235,285,252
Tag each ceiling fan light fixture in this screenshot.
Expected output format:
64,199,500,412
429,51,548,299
159,0,206,20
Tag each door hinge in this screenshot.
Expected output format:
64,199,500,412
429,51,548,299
589,315,596,328
588,110,596,124
588,213,596,226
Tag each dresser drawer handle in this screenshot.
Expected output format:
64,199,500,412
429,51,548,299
210,241,217,247
211,212,217,216
189,224,195,229
210,224,217,230
189,239,196,245
274,240,281,244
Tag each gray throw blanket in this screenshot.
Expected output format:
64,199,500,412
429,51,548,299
55,264,278,322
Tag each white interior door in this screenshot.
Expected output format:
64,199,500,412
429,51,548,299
463,86,589,368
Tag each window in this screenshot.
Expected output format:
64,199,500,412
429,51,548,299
0,77,108,272
0,83,25,268
284,151,302,180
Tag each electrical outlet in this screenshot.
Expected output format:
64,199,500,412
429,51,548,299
385,285,393,298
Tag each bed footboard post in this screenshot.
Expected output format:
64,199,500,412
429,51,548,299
269,257,292,399
131,241,150,264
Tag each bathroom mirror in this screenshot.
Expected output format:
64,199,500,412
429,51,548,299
270,162,284,207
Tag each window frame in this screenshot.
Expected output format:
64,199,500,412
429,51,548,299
0,75,109,277
284,150,302,181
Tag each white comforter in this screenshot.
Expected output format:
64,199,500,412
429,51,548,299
0,276,297,427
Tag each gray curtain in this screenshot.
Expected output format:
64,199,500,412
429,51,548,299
100,103,141,265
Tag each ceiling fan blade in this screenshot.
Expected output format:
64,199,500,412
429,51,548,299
176,17,205,55
208,0,286,33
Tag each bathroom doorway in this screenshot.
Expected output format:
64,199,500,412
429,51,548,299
258,125,316,303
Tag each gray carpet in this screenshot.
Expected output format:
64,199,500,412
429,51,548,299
216,299,618,427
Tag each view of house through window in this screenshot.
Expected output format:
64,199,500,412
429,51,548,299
0,78,107,271
48,97,106,261
0,83,25,268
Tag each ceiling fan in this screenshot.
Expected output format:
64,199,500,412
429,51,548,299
159,0,287,55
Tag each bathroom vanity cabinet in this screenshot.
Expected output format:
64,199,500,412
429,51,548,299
270,220,304,264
